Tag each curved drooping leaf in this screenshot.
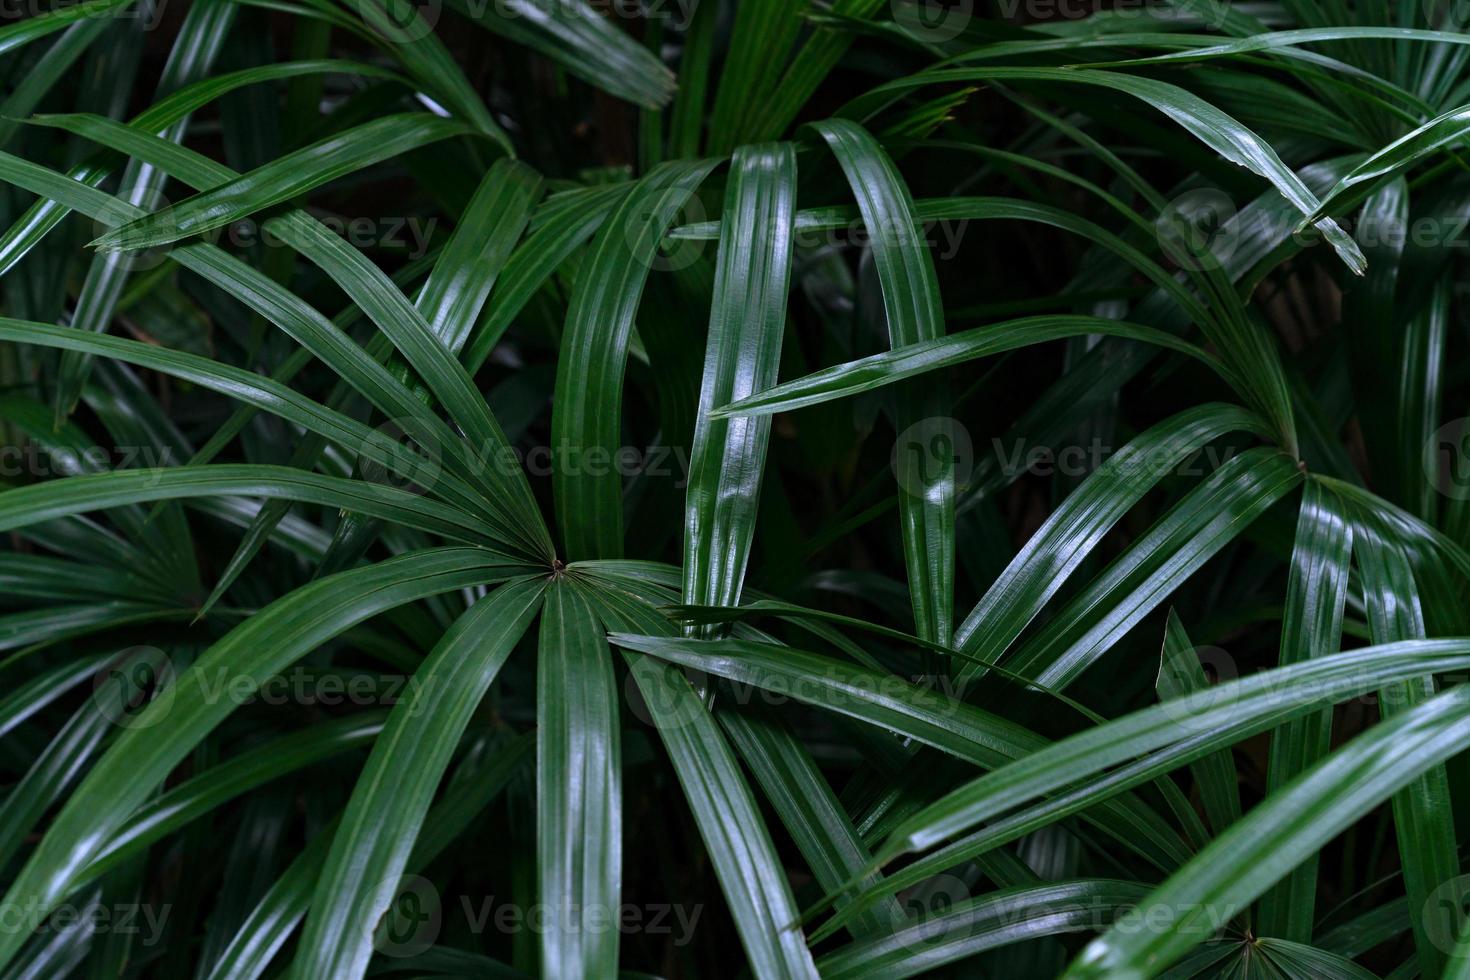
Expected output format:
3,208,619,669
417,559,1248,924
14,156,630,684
0,547,533,971
0,466,500,544
712,318,1230,419
589,584,821,979
1063,685,1470,977
79,712,389,886
0,0,138,58
1307,102,1470,221
444,0,674,109
839,67,1366,274
951,407,1270,683
608,632,1194,873
817,880,1150,980
0,60,406,279
201,733,533,980
291,578,544,980
89,114,478,253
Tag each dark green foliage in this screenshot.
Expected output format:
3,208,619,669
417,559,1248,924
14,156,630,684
2,1,1470,977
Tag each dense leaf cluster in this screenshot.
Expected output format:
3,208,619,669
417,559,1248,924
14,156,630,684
3,1,1470,977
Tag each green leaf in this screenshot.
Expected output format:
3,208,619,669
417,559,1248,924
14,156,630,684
463,183,629,373
708,0,804,151
810,118,954,646
263,213,550,556
816,880,1150,980
0,317,495,526
1397,283,1448,522
201,733,533,980
292,578,545,980
80,712,388,887
683,143,796,620
0,17,113,151
445,0,675,109
608,631,1194,876
717,704,904,939
1063,685,1470,978
840,67,1367,274
1002,448,1303,689
550,159,718,560
347,0,510,150
1087,25,1470,68
748,0,886,144
1352,505,1458,978
44,0,237,422
667,0,717,158
1156,611,1241,837
89,114,478,253
866,637,1470,906
1308,101,1470,223
0,0,137,58
0,60,405,279
0,466,500,544
589,585,820,979
414,159,544,353
0,664,144,871
670,196,1209,328
951,407,1270,683
0,546,533,971
1255,938,1382,980
0,655,111,740
537,577,621,978
712,317,1230,419
1257,480,1353,942
0,148,537,548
